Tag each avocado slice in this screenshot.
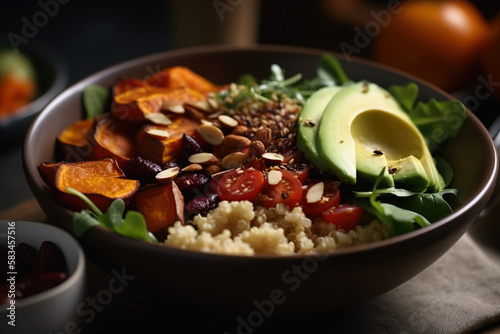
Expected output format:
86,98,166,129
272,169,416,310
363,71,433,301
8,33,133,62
296,86,342,171
388,156,430,192
355,143,394,187
316,81,444,192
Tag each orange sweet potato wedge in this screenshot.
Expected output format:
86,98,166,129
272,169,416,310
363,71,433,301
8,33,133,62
134,181,184,241
57,118,95,162
111,86,204,121
145,66,219,94
39,158,139,212
113,78,147,96
136,116,201,164
91,115,140,168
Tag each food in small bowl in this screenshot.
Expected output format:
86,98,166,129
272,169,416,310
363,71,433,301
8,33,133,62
0,42,67,144
23,45,498,313
0,48,37,118
0,221,85,333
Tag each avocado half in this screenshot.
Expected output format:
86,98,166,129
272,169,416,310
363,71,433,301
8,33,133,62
298,81,444,192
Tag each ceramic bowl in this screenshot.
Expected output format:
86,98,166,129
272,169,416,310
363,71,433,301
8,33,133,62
22,45,498,314
0,220,85,333
0,42,68,147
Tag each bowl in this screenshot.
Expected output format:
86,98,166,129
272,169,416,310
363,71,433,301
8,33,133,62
22,45,498,314
0,42,68,148
0,220,85,333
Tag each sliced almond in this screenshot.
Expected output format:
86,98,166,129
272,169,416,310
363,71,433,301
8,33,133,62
267,170,283,185
181,163,203,172
201,119,214,126
145,113,172,125
262,152,284,163
198,124,224,145
188,152,218,165
146,128,170,138
306,182,324,203
221,152,249,170
168,104,185,114
156,167,180,183
218,115,239,128
185,100,212,113
207,97,220,110
208,110,224,119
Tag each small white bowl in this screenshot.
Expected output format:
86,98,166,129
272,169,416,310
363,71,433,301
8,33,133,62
0,220,85,333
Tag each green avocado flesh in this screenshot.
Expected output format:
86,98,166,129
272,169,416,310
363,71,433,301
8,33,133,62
298,81,444,192
296,86,342,171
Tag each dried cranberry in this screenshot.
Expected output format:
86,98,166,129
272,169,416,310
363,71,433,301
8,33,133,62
16,243,39,276
185,193,219,220
38,241,67,274
181,134,203,161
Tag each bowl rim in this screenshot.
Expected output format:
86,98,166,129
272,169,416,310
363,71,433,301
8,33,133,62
0,220,85,309
23,43,499,261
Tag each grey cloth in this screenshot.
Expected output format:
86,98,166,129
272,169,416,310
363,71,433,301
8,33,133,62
334,234,500,334
235,234,500,334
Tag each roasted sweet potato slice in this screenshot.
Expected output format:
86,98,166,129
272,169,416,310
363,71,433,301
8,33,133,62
113,78,147,96
134,181,184,241
91,115,139,168
57,119,94,162
136,116,201,164
39,157,124,190
111,86,204,121
145,66,219,94
51,158,139,212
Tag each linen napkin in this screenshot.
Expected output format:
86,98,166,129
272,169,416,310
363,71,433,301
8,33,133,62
326,234,500,334
246,233,500,334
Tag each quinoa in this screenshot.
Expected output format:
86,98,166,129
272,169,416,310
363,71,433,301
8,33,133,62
164,201,391,256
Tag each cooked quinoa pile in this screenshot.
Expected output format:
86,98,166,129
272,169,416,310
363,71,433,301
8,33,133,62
164,201,390,255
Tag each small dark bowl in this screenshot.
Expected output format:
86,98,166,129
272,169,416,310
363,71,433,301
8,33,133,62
22,45,498,314
0,42,68,147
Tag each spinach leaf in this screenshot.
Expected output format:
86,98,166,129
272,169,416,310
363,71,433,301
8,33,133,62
317,54,350,85
67,187,158,243
383,188,457,223
351,169,433,236
388,82,418,113
409,99,467,147
83,84,111,119
389,82,467,152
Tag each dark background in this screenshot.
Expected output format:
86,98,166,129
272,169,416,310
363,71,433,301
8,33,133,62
1,0,499,210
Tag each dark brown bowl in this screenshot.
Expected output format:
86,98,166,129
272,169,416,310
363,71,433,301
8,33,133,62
22,45,498,314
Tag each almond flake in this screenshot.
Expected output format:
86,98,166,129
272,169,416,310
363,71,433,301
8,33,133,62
197,124,224,145
181,164,203,172
145,113,172,125
156,167,179,183
267,170,282,185
146,128,170,138
262,152,284,163
218,115,239,128
306,182,324,203
168,105,185,114
221,152,248,170
188,152,217,165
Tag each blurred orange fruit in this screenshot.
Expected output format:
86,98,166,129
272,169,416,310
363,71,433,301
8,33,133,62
372,0,489,92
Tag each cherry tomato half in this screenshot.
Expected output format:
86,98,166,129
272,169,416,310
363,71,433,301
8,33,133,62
284,163,311,184
259,169,303,209
321,204,364,232
217,168,264,202
300,181,341,217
